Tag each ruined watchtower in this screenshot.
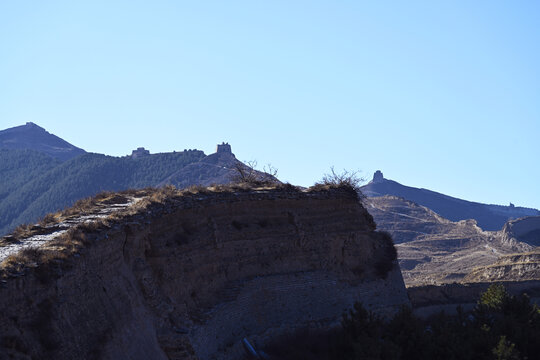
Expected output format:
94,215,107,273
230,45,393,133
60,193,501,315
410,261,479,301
373,170,384,183
216,142,232,154
131,147,150,158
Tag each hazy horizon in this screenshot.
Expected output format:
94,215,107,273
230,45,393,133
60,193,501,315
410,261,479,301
1,1,539,209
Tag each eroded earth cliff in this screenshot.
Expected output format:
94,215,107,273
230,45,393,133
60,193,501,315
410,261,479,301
0,185,408,360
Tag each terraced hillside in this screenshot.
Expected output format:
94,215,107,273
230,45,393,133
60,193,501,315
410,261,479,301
464,251,540,282
366,195,531,286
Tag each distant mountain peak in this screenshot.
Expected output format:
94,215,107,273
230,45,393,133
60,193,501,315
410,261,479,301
24,122,43,129
0,123,86,161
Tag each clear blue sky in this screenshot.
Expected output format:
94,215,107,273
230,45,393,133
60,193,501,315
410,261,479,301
1,1,539,208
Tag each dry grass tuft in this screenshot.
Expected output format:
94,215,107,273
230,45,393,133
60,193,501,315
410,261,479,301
1,224,101,281
2,247,47,275
62,197,97,217
1,245,73,283
11,224,34,239
38,213,59,227
120,187,155,197
184,184,211,195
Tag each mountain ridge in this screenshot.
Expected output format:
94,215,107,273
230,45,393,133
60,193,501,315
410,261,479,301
0,124,277,236
361,170,539,231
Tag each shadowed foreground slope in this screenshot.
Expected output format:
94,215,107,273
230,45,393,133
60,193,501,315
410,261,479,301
0,184,408,360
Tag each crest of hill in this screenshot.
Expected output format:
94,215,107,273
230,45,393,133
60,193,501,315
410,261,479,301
159,142,278,188
0,122,86,161
361,170,540,231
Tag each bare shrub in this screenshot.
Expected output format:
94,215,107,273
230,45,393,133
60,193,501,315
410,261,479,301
231,160,260,184
310,167,366,201
231,160,280,187
317,167,364,191
263,163,278,178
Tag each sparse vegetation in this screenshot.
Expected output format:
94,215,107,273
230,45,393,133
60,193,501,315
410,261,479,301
311,167,366,201
38,213,58,226
231,160,280,186
259,284,540,360
316,167,364,192
11,223,33,239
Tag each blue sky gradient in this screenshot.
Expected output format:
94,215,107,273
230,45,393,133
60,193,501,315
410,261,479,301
1,1,539,208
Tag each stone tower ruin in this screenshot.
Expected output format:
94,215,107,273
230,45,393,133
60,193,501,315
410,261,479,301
216,142,232,154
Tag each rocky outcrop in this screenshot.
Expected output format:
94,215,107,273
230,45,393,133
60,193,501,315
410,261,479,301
459,217,540,283
500,216,540,247
0,186,409,360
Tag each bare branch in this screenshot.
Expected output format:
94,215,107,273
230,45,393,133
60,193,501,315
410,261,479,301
231,160,280,186
316,167,365,198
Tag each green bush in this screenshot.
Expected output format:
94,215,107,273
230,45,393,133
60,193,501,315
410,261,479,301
260,284,540,360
